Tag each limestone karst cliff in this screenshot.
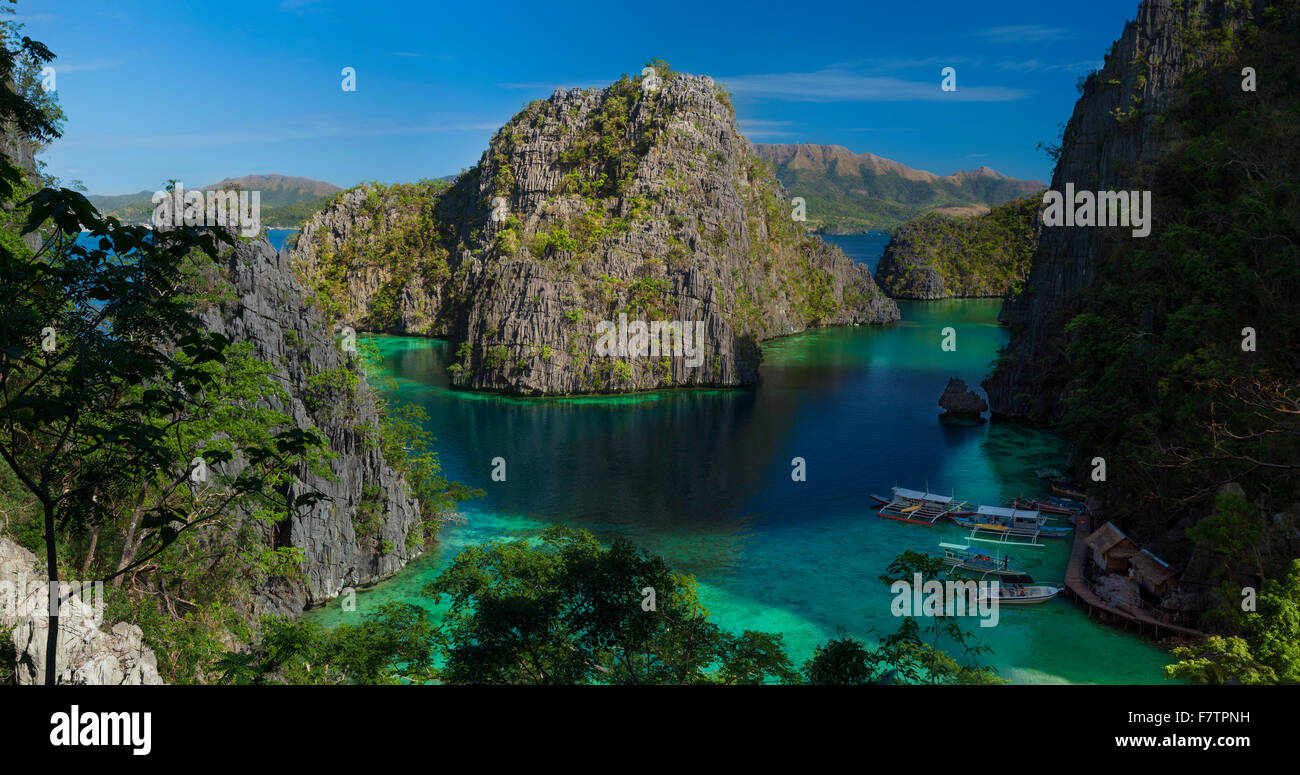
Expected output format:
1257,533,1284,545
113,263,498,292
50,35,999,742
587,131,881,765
197,239,424,616
291,67,899,395
984,0,1255,423
978,0,1300,626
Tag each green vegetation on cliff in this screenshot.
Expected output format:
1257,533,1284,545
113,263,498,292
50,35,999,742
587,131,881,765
293,62,895,396
875,194,1043,299
299,178,454,330
1026,3,1300,647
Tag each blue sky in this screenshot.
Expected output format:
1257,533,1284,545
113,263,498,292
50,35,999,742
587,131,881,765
17,0,1142,194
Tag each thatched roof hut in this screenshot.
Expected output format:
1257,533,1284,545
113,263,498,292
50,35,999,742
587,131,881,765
1131,549,1177,596
1085,521,1137,572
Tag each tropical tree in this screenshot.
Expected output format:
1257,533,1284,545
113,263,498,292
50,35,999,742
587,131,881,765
425,525,799,684
1166,559,1300,684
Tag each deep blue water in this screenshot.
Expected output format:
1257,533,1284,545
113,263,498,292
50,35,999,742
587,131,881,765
822,232,891,274
306,233,1173,684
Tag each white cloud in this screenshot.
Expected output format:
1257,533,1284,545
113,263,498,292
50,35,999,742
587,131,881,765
52,60,122,73
737,119,797,139
55,116,506,152
998,59,1102,73
716,68,1027,103
976,25,1071,44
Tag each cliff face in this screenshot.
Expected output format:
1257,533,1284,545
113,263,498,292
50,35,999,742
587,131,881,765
1,115,43,252
874,196,1042,300
984,0,1244,422
2,537,164,684
292,69,898,395
198,239,423,616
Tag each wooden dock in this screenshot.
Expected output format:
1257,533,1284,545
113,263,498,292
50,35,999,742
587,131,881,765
1063,517,1207,641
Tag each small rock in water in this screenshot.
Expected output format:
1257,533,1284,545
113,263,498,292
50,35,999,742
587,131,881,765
938,377,988,418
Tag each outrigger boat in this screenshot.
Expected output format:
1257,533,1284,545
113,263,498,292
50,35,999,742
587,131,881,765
870,486,974,525
1005,496,1081,517
1051,484,1088,501
938,543,1032,580
974,583,1062,605
952,505,1074,547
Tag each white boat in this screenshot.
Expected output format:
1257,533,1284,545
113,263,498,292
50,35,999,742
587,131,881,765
938,543,1032,580
952,505,1074,545
974,583,1061,605
871,486,974,525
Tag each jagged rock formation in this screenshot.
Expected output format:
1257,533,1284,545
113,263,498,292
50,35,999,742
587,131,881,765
938,377,988,417
196,239,423,616
984,0,1242,422
1,114,42,252
292,69,899,395
752,143,1043,232
875,196,1042,300
2,537,163,684
291,182,449,334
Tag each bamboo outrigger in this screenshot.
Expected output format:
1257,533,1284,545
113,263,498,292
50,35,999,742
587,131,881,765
938,542,1032,580
952,505,1074,547
870,486,973,526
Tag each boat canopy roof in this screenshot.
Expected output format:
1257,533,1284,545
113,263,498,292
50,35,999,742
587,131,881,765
998,574,1035,584
977,505,1039,520
939,542,970,550
894,487,952,503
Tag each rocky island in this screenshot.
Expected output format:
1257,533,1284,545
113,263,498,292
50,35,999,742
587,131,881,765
873,195,1042,300
290,65,899,395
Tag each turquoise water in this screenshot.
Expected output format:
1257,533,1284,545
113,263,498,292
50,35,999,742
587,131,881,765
306,236,1173,684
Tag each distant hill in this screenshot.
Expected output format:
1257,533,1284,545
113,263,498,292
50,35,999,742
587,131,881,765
87,175,344,227
751,144,1043,232
201,174,342,207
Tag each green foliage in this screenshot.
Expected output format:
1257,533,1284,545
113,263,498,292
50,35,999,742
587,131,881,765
802,637,876,685
484,344,511,370
298,179,453,331
529,226,577,255
216,603,438,684
557,73,668,200
1054,7,1300,559
0,186,341,683
304,363,360,416
425,525,800,684
877,194,1044,299
357,340,481,544
1166,559,1300,684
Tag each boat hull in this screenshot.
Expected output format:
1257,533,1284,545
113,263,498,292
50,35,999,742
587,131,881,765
878,510,940,526
951,518,1072,537
1051,485,1087,501
976,586,1061,605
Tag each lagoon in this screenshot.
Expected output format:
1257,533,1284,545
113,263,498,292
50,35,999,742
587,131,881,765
306,233,1173,684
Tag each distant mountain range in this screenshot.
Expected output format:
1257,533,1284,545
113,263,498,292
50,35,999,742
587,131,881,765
751,144,1044,232
84,153,1040,235
87,175,343,227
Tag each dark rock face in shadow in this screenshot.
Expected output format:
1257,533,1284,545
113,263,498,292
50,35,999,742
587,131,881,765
939,376,988,421
984,0,1240,423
